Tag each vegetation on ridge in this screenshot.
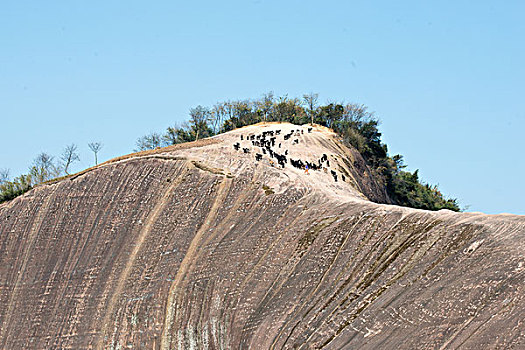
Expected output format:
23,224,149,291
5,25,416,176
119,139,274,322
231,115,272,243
0,143,101,204
135,92,459,211
1,93,459,212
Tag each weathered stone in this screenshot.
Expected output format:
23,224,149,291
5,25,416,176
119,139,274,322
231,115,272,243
0,123,524,349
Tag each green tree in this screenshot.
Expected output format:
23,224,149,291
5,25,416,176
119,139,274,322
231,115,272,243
163,124,194,145
135,132,162,151
189,105,213,140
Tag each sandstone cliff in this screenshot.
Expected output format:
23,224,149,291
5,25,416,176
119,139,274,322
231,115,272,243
1,123,524,349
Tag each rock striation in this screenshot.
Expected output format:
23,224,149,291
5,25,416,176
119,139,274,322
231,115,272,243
1,123,524,349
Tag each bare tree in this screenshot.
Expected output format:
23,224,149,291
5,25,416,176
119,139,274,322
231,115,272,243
303,92,319,125
0,168,10,184
88,142,103,166
60,144,80,175
255,92,274,122
29,152,61,183
211,103,226,134
135,132,162,152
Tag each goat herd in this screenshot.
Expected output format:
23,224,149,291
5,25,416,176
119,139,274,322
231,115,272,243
233,127,345,183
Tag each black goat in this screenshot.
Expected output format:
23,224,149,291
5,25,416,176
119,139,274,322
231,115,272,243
243,148,250,153
331,170,337,182
255,153,262,161
233,143,240,150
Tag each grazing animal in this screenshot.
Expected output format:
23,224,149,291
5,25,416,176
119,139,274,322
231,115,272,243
341,174,346,182
255,153,262,161
243,148,250,153
285,150,288,155
293,139,299,144
326,160,330,167
308,127,312,133
241,135,243,140
234,143,240,151
331,170,337,182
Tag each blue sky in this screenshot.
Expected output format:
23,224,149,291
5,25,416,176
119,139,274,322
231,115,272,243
1,1,523,214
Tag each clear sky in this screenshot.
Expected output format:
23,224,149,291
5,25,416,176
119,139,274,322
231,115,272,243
1,1,523,214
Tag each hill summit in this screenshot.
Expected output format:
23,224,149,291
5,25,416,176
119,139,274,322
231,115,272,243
1,123,524,349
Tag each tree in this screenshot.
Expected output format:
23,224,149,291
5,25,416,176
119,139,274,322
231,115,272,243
303,92,319,125
135,132,162,151
255,92,275,122
29,152,61,183
273,95,304,123
163,124,194,145
60,144,80,175
0,173,33,203
189,105,212,140
211,103,226,134
0,168,9,184
318,103,344,128
88,142,103,166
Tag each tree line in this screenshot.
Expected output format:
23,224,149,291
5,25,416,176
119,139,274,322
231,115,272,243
0,142,103,203
135,92,459,211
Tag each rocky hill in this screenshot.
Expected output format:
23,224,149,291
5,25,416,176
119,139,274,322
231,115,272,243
1,123,524,349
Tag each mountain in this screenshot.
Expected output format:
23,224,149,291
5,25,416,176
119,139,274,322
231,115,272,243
1,123,524,349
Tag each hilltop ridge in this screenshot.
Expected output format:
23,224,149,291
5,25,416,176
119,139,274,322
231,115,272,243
0,123,524,349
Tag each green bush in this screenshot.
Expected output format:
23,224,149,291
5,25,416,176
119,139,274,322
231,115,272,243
0,174,33,203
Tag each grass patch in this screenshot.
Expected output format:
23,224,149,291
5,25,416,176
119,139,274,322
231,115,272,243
262,184,274,195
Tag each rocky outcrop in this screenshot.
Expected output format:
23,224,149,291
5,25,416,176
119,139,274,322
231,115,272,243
1,123,524,349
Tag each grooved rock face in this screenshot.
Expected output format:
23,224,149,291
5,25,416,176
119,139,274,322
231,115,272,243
0,123,524,349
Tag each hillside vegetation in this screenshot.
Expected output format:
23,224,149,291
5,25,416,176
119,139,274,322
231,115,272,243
1,93,459,211
136,93,459,211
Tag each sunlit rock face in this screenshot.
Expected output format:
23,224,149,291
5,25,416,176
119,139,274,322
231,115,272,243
1,123,524,350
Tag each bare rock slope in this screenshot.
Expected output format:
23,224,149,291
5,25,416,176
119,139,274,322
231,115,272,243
1,123,524,349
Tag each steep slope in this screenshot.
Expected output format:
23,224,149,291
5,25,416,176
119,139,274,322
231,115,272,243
0,123,524,349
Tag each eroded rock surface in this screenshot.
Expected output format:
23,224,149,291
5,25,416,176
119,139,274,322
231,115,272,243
1,123,524,349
